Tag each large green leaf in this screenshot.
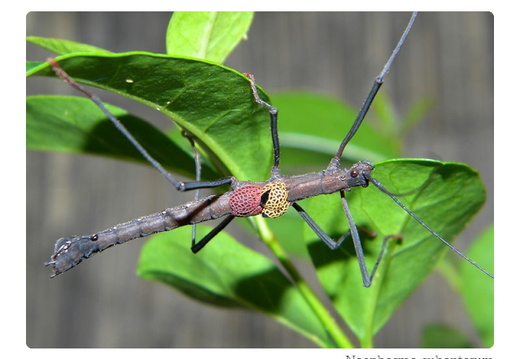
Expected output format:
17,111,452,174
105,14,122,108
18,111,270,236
26,95,217,179
301,159,488,345
137,225,331,347
27,52,272,181
166,12,254,63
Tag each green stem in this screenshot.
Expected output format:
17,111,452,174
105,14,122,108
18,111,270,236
255,216,353,348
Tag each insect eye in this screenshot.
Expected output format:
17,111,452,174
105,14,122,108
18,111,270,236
350,169,359,178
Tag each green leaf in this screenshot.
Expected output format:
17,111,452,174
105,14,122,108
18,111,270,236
26,95,217,179
272,92,400,171
27,52,272,181
302,159,487,345
137,226,331,347
166,12,254,63
421,324,473,348
460,225,494,347
26,36,111,55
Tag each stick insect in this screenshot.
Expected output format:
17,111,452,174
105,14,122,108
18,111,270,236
42,12,493,288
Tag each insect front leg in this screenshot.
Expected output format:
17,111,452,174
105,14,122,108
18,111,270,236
245,73,281,178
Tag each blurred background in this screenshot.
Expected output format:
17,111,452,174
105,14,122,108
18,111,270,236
26,12,493,347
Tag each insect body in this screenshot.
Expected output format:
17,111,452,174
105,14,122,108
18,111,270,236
42,12,493,287
47,161,373,276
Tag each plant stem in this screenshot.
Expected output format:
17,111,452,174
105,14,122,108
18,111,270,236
255,216,353,348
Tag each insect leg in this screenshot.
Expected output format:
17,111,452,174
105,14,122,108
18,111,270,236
339,191,375,287
366,174,494,279
182,132,202,248
190,214,235,253
291,203,351,250
244,73,281,177
180,177,234,191
331,12,417,166
292,200,374,287
48,58,235,193
181,133,237,253
293,191,400,288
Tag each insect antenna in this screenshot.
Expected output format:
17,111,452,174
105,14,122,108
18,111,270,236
366,174,494,279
